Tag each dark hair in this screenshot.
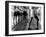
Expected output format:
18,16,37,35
32,7,38,9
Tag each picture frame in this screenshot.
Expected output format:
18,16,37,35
5,1,45,36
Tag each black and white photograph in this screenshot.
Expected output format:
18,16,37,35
12,6,41,31
5,1,45,36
